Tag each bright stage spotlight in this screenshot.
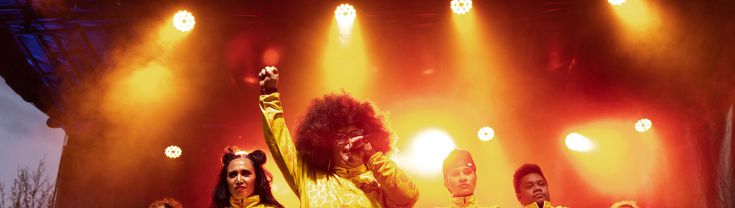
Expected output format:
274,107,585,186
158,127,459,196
451,0,473,15
565,133,595,152
335,4,356,26
635,118,652,133
165,145,182,159
608,0,626,6
408,129,457,174
610,0,656,33
173,10,195,32
477,126,494,142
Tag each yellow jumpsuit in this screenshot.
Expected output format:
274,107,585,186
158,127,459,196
260,93,419,208
522,201,566,208
229,195,279,208
435,195,499,208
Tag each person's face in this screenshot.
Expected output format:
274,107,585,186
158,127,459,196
444,166,477,197
516,173,550,206
333,125,365,168
227,157,256,199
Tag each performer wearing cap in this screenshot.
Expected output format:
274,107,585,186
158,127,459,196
512,164,566,208
439,149,499,208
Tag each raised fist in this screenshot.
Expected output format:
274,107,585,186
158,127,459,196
258,66,279,94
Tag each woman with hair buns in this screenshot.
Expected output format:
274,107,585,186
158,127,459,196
211,146,284,208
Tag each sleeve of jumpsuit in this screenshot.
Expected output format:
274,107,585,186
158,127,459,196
259,92,305,197
365,152,420,208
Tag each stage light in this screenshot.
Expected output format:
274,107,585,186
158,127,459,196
408,129,456,174
608,0,626,6
335,4,356,26
565,133,595,152
477,126,494,142
324,3,368,95
451,0,473,15
165,145,182,159
173,10,195,32
635,118,652,132
610,0,657,33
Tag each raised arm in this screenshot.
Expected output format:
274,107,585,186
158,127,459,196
258,66,304,196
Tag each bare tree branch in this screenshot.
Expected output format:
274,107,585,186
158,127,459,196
8,159,55,208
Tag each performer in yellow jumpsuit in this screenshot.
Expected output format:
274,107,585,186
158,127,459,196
438,149,499,208
258,66,419,208
512,164,566,208
211,147,284,208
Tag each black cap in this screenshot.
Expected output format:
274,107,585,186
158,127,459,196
443,149,476,175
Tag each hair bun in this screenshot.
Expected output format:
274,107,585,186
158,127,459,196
249,149,267,166
222,146,241,165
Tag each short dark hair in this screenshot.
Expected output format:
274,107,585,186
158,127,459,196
512,163,547,194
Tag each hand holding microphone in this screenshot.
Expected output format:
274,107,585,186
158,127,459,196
342,135,377,165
